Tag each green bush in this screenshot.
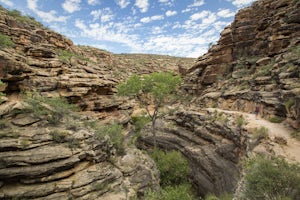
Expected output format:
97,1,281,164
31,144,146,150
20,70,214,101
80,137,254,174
242,156,300,200
96,124,124,155
0,80,6,103
0,33,14,49
150,149,190,187
23,92,78,125
236,115,247,128
7,9,43,27
252,126,268,140
285,98,295,110
204,193,232,200
50,130,68,143
57,49,90,63
290,130,300,141
269,116,284,123
132,115,150,133
144,184,194,200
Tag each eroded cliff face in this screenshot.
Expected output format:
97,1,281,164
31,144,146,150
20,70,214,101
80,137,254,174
184,0,300,128
0,7,194,122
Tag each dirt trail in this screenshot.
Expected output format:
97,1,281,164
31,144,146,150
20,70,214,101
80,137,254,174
207,108,300,163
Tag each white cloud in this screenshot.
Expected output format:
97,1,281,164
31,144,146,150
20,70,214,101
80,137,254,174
231,0,255,7
62,0,81,13
87,0,99,5
152,26,164,34
158,0,175,6
166,10,177,17
217,9,235,18
91,8,114,22
74,19,140,50
188,0,205,8
115,0,130,8
135,0,149,13
190,10,209,21
0,0,13,7
75,19,87,30
140,15,164,23
27,0,68,23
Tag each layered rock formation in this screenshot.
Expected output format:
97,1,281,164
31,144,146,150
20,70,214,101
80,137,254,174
138,108,247,197
0,7,194,122
0,100,159,199
184,0,300,128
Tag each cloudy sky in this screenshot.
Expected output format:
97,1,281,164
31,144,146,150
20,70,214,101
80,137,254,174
0,0,255,57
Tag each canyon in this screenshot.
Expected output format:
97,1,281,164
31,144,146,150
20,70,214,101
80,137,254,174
0,0,299,199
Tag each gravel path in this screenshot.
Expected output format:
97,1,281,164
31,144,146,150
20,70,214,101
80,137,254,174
207,108,300,163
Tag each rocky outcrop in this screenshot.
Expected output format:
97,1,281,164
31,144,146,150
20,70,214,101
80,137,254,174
184,0,300,128
137,108,247,197
0,100,159,199
0,7,194,122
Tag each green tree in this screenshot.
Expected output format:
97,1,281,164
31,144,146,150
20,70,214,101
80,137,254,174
242,156,300,200
117,72,181,147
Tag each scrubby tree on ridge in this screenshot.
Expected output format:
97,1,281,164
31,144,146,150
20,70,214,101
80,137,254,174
117,72,182,148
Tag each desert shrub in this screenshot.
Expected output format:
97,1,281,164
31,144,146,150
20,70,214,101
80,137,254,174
50,130,68,143
242,156,300,200
144,184,194,200
204,193,232,200
285,98,295,110
290,130,300,141
132,115,150,133
252,126,268,140
7,9,43,27
23,92,78,125
0,33,14,49
96,124,124,155
150,149,190,187
236,115,247,128
57,49,90,63
269,116,284,123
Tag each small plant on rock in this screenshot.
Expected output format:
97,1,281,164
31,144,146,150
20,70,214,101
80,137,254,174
252,126,268,140
236,115,247,128
96,124,124,155
242,156,300,200
268,116,284,123
0,33,14,49
150,149,190,187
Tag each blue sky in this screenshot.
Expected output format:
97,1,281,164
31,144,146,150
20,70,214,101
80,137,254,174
0,0,255,57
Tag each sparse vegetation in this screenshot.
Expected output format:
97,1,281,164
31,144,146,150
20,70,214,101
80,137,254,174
50,130,68,143
7,9,43,27
268,116,284,123
290,130,300,141
0,33,14,49
252,126,268,140
285,98,295,110
57,49,91,63
95,124,124,155
204,193,232,200
144,184,194,200
23,92,78,125
236,115,247,128
117,72,182,148
241,156,300,200
132,115,151,133
149,149,190,187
